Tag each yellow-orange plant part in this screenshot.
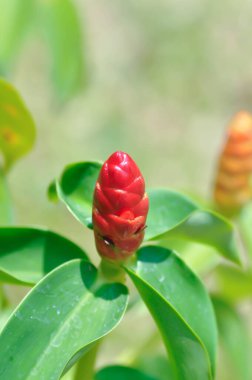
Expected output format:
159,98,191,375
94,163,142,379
214,111,252,215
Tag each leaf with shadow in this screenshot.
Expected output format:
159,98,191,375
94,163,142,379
55,162,102,228
0,260,128,380
96,365,158,380
124,246,217,380
0,227,89,285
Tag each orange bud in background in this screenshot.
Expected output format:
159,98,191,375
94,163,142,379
213,111,252,215
92,151,149,261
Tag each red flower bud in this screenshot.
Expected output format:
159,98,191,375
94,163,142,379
92,151,149,261
213,111,252,215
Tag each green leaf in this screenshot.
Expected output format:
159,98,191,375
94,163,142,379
0,170,13,225
0,78,36,170
212,297,251,380
0,227,88,285
158,210,241,265
55,161,102,228
95,365,157,380
0,260,128,380
145,189,198,240
39,0,85,102
145,189,240,265
124,245,217,380
0,0,34,72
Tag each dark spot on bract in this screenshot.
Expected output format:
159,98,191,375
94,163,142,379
103,236,115,247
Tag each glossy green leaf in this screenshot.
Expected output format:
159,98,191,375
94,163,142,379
145,189,198,240
96,365,157,380
0,0,34,72
146,190,240,264
158,210,241,265
0,170,13,225
0,78,36,170
0,227,88,285
55,161,102,228
158,239,220,277
124,246,217,380
213,265,252,302
213,297,251,380
39,0,85,102
0,260,128,380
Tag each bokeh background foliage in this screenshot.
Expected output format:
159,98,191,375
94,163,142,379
0,1,252,379
1,0,252,234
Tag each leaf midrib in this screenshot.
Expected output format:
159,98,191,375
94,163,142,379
27,289,94,379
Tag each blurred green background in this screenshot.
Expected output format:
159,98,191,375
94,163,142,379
1,1,252,379
6,0,252,253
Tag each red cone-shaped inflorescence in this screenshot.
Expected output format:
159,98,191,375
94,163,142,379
92,151,149,261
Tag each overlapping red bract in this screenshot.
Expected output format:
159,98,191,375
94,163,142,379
92,151,149,260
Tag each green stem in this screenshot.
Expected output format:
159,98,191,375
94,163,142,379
98,259,126,284
0,283,8,310
73,343,100,380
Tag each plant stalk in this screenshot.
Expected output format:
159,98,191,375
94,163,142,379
0,283,8,310
73,343,100,380
99,259,126,284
